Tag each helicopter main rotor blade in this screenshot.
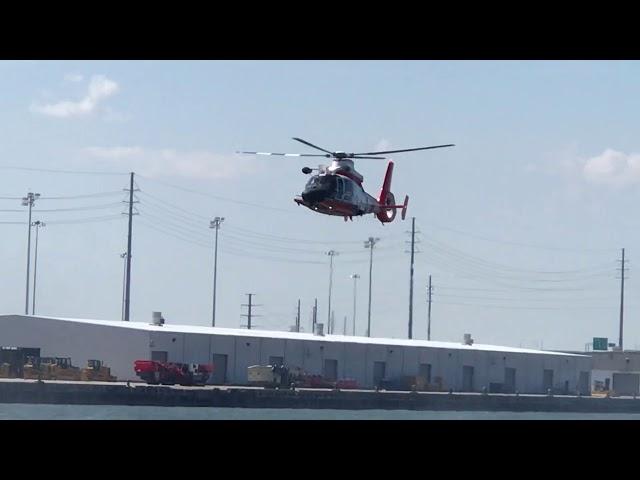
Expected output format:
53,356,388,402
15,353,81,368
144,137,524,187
237,151,329,158
292,137,335,155
353,144,455,156
350,156,387,160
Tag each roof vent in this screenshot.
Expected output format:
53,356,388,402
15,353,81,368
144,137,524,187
315,323,325,336
463,333,474,345
151,311,165,326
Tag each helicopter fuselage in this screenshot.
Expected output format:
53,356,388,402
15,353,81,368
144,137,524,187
295,172,380,218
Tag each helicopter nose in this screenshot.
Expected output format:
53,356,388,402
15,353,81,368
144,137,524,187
302,190,325,204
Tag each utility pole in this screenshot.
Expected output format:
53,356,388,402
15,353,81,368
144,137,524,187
120,252,127,321
350,274,360,336
210,216,225,327
296,299,301,333
330,310,335,334
343,315,347,336
312,298,318,333
326,250,339,327
427,275,433,341
364,237,380,337
408,217,416,339
31,220,45,315
241,293,261,330
22,192,40,315
618,248,628,350
124,172,136,322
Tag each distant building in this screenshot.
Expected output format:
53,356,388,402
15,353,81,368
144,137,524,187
0,314,591,394
589,351,640,396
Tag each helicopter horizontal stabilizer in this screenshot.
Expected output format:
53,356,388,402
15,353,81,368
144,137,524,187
384,195,409,220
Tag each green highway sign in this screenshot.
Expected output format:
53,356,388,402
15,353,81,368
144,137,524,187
593,337,608,351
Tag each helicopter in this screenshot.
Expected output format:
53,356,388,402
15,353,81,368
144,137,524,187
238,137,454,224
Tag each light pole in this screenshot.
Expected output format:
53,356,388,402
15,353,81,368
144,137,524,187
22,192,40,315
364,237,379,337
350,274,360,336
210,217,224,327
120,252,127,321
31,220,45,315
326,250,339,327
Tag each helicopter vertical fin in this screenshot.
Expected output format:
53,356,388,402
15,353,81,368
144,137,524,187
401,195,409,220
377,160,394,205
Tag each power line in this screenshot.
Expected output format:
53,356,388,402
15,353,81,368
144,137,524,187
433,300,621,310
137,191,211,222
37,191,125,200
137,201,383,256
137,175,297,214
421,235,613,277
0,165,128,175
137,219,325,265
45,215,125,225
433,292,614,303
138,209,212,241
420,247,613,287
415,219,616,253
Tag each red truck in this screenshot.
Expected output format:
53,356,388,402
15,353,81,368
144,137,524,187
134,360,213,386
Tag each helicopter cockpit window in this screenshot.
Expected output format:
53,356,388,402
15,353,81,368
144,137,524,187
306,176,320,188
336,177,344,198
343,179,353,199
306,175,335,189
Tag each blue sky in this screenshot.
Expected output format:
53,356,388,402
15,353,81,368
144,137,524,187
1,60,639,351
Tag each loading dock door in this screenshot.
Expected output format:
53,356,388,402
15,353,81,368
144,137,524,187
323,359,338,381
151,351,168,363
504,368,516,393
419,363,432,384
373,361,386,387
612,373,640,396
211,354,228,384
462,366,474,392
269,356,284,366
578,371,590,395
543,369,554,392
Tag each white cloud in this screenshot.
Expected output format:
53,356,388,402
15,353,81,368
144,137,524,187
374,139,392,152
84,146,259,180
583,149,640,186
31,75,119,118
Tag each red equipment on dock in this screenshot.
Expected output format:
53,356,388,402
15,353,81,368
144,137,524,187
134,360,213,386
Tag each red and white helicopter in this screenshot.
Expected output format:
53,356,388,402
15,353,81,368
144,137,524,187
239,137,454,224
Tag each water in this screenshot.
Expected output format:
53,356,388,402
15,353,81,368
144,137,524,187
1,404,640,419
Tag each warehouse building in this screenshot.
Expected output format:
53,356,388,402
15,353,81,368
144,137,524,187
0,314,591,394
589,350,640,396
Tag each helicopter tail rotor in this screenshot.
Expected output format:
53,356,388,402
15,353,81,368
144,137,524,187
401,195,409,220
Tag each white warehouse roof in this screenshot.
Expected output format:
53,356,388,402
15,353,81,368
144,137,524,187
0,314,585,358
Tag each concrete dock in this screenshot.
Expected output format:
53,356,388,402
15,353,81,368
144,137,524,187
0,379,639,412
